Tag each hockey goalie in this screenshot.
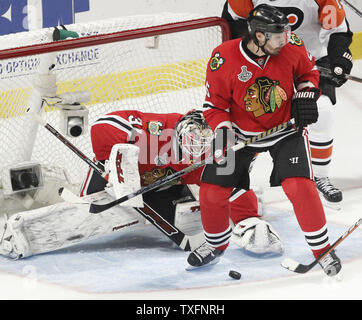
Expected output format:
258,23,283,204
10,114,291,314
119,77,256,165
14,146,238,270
0,109,283,259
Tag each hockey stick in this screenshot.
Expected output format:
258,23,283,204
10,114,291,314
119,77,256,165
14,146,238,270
31,112,205,251
342,0,362,18
318,65,362,84
281,218,362,274
89,118,296,214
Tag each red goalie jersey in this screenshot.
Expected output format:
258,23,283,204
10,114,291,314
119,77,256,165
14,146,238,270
203,35,319,146
90,110,203,187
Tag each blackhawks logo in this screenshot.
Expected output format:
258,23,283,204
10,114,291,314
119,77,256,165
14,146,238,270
209,52,225,71
290,33,303,46
147,121,163,135
243,77,288,118
141,167,179,186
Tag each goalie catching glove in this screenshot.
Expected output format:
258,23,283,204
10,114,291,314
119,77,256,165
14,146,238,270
231,217,284,255
291,87,321,130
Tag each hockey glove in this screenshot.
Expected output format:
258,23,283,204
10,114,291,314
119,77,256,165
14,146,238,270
327,33,353,87
291,87,321,131
329,47,353,87
212,127,236,165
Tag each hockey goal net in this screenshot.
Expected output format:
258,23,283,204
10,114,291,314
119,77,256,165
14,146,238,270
0,13,229,209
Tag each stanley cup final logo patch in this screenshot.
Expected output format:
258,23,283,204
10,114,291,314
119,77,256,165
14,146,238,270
238,66,253,82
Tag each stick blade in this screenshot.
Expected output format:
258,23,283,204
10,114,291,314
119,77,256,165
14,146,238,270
281,258,299,271
89,203,111,214
281,258,311,274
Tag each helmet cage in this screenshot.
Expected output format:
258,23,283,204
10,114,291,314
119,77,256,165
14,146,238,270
176,110,213,159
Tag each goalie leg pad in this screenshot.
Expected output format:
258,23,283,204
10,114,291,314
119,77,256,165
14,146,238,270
231,217,284,255
0,191,140,258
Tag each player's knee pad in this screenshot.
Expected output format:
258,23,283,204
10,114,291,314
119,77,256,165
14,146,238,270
199,182,232,207
282,177,318,202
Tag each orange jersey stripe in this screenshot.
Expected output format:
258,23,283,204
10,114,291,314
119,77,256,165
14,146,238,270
227,0,254,18
310,146,333,159
315,0,346,30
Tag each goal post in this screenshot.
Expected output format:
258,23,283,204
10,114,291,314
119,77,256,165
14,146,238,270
0,17,230,59
0,13,230,210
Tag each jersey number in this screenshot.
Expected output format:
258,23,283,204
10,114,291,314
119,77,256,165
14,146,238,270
128,115,142,126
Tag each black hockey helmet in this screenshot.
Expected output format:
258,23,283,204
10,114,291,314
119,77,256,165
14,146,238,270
247,4,289,35
246,4,290,53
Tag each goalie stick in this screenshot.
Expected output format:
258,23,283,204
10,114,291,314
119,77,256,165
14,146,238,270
89,118,296,214
317,65,362,84
281,218,362,274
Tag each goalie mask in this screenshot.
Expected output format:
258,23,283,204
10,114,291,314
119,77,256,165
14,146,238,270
176,110,213,160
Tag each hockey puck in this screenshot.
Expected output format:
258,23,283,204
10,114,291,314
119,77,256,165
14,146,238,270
228,270,241,280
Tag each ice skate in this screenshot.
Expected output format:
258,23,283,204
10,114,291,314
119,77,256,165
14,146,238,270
186,242,224,270
318,249,342,277
315,177,342,210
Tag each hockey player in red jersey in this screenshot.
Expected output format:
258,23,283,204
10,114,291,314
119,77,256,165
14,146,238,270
187,4,341,276
81,109,283,255
221,0,354,209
